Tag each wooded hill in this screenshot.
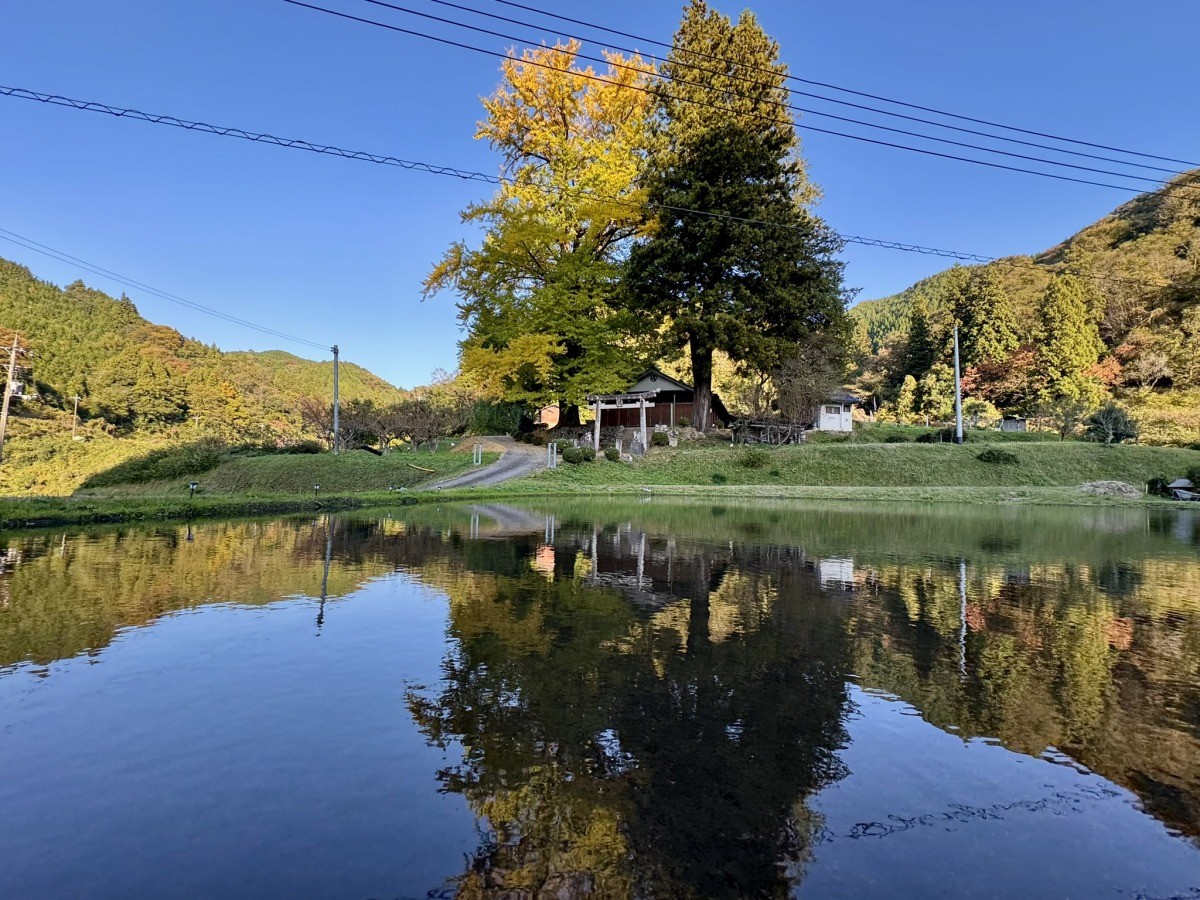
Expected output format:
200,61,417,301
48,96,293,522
0,257,404,437
850,170,1200,444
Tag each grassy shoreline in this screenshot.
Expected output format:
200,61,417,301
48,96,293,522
3,441,1196,530
2,482,1193,532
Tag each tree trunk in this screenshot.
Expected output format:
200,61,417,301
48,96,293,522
690,337,714,432
558,403,582,429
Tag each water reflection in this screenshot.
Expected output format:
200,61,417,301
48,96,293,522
1,499,1198,898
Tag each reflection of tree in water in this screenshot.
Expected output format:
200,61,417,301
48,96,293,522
406,534,852,898
851,558,1200,844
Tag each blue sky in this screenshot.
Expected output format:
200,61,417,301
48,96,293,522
3,0,1197,388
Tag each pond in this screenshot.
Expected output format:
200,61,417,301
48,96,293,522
1,499,1198,898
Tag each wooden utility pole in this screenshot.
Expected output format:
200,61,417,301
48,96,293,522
331,344,340,455
0,336,20,464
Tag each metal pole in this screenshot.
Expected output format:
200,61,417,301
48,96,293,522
0,336,19,464
593,397,601,453
331,344,340,455
639,397,647,452
953,325,964,445
71,394,81,440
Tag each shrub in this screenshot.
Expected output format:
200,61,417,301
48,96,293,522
1147,476,1173,498
883,434,911,443
529,430,550,446
519,431,535,444
280,439,324,455
1187,468,1200,488
917,427,967,444
677,417,691,427
739,447,770,469
651,431,670,447
711,472,728,484
976,448,1019,465
562,446,596,464
768,468,782,478
604,446,621,462
1086,403,1139,445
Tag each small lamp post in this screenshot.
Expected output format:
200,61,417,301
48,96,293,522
188,481,199,499
313,483,321,498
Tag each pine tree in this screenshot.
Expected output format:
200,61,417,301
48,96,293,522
623,1,845,431
905,299,939,376
1036,274,1105,398
957,268,1019,367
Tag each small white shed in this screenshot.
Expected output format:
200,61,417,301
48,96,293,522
815,390,859,432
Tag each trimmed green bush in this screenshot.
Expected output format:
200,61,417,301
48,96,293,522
651,431,670,447
884,433,911,443
711,472,728,484
562,446,596,464
604,446,621,462
739,447,771,469
977,448,1019,465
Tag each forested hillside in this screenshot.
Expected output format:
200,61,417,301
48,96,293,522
850,170,1200,444
0,258,404,435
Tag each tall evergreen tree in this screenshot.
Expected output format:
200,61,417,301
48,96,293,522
1036,274,1105,399
623,1,845,431
956,268,1019,367
905,299,939,376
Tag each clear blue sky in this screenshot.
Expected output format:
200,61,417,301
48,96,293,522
3,0,1197,388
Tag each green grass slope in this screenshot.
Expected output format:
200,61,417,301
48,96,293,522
519,442,1199,490
77,447,496,498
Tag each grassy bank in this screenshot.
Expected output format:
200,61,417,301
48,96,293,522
0,493,407,530
3,440,1197,530
519,441,1200,490
76,447,496,498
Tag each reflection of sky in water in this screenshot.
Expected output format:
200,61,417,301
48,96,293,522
803,687,1197,898
0,500,1197,898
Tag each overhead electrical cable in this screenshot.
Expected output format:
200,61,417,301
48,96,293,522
1,83,1185,290
0,83,1022,263
281,0,1185,195
0,227,330,351
372,0,1188,178
482,0,1200,168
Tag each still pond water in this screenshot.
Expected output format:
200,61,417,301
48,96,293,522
1,499,1199,899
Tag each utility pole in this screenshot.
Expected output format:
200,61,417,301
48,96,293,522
953,325,964,445
71,395,81,440
331,344,340,455
0,336,19,464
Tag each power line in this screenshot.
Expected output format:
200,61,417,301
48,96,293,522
0,85,498,185
0,228,330,351
3,82,1188,290
365,0,1188,179
282,0,1179,195
0,83,1000,263
482,0,1200,169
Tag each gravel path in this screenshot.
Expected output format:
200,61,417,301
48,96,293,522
427,437,548,489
